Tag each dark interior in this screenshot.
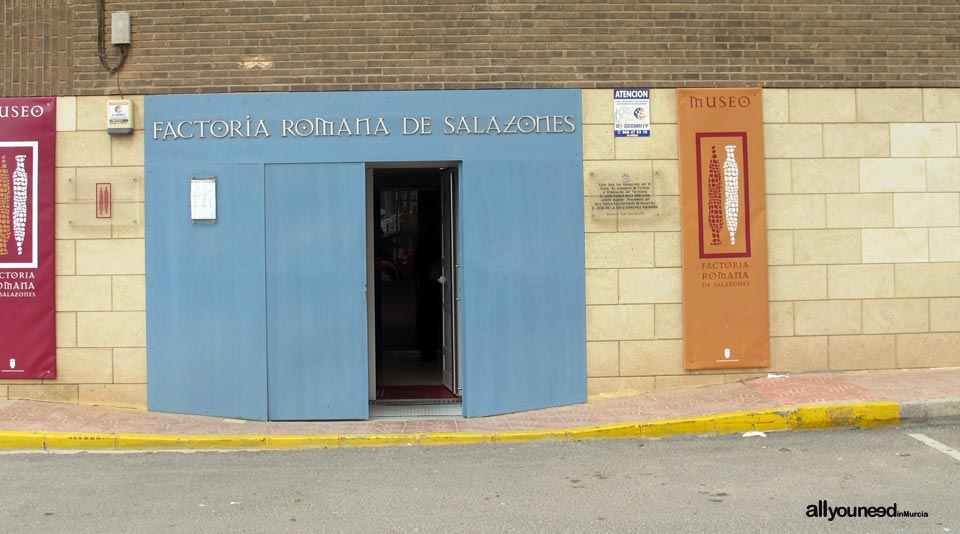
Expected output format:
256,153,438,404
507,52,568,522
373,168,451,400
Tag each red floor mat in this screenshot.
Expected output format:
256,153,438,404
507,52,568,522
376,385,458,400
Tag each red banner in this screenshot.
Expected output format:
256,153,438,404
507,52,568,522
0,98,56,379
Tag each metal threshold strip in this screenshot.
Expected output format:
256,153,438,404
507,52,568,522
368,400,463,419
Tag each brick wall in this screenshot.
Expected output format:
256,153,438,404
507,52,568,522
583,88,960,398
4,1,960,98
0,0,74,96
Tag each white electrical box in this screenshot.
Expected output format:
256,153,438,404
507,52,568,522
112,12,131,45
106,99,133,135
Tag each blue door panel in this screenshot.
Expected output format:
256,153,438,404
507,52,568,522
460,160,587,417
265,163,369,420
146,164,268,421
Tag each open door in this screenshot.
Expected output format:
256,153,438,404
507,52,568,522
370,167,460,405
440,169,460,395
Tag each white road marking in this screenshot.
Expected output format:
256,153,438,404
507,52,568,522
908,433,960,462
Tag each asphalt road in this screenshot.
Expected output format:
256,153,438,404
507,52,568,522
0,424,957,533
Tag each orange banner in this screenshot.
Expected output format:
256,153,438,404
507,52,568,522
677,88,769,370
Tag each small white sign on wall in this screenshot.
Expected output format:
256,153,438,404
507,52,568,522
106,99,133,135
190,176,217,222
614,88,651,137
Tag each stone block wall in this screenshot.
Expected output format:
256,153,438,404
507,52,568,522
3,89,958,409
583,88,960,398
0,96,147,408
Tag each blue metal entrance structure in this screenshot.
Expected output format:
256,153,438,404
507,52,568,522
146,90,586,420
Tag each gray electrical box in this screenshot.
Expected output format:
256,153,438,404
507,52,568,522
111,13,131,45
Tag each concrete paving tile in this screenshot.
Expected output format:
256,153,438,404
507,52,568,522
845,368,960,400
744,374,886,404
502,419,571,430
401,420,459,434
454,419,514,432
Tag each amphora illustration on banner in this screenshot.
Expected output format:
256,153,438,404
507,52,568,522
695,134,750,258
0,155,10,255
0,144,36,267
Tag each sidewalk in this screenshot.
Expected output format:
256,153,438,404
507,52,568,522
1,368,958,450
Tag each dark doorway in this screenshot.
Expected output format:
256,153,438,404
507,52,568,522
372,167,459,401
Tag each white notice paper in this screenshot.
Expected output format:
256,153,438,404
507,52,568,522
191,179,216,221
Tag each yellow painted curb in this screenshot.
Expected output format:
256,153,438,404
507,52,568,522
43,432,118,450
114,434,198,450
794,401,900,430
0,401,902,451
265,435,342,449
494,428,569,443
418,432,492,446
0,431,45,450
340,433,420,448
